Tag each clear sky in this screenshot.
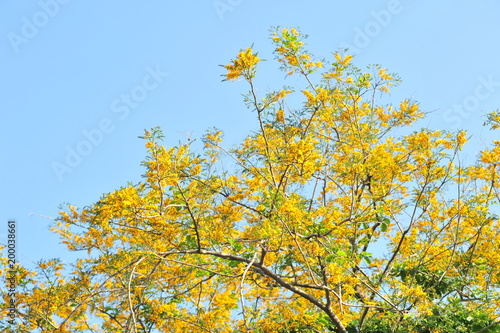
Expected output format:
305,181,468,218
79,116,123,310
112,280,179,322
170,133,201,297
1,1,500,268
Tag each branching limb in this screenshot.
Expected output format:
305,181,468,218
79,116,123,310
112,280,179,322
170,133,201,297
240,245,260,332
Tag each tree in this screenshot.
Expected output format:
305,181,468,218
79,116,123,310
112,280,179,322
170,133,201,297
2,27,500,333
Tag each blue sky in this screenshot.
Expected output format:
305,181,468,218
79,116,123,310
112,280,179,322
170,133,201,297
1,1,500,267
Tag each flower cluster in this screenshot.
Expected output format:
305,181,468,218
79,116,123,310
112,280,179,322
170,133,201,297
223,47,260,81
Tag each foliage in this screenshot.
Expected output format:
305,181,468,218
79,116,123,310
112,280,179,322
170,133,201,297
1,27,500,333
341,300,500,333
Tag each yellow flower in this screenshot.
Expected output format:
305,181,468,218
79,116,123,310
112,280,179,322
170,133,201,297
379,85,390,93
378,68,393,81
276,109,285,123
457,131,467,146
224,47,260,81
334,53,353,66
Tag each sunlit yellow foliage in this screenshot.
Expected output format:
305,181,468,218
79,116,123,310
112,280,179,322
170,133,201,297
223,47,260,81
1,28,500,333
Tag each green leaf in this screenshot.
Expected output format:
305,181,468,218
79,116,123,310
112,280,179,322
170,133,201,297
228,260,240,267
229,239,243,251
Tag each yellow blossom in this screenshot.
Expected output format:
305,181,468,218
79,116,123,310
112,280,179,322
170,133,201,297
276,109,285,123
224,47,260,81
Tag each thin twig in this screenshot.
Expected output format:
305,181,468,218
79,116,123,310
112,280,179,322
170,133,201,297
127,257,145,333
240,246,260,332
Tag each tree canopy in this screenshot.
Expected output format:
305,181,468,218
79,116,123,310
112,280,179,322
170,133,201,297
2,27,500,333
